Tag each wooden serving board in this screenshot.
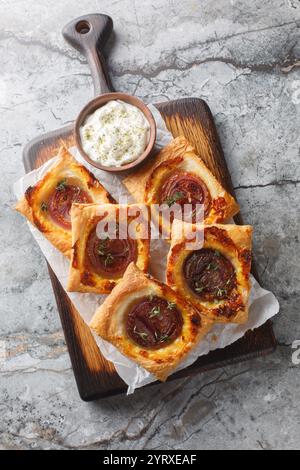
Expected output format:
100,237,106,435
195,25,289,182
23,14,277,400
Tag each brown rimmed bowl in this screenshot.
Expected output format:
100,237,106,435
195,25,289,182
74,92,156,172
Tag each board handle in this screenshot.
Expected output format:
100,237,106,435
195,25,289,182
62,14,114,95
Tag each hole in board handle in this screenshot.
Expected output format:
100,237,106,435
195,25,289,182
76,20,91,34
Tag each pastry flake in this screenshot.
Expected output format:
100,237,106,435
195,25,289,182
67,204,150,294
15,146,115,257
123,136,239,237
167,220,253,324
90,262,212,381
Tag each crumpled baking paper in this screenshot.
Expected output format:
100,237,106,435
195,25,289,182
13,105,280,394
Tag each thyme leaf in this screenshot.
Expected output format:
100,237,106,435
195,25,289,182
167,301,176,310
207,263,218,271
104,253,114,266
40,202,48,212
56,178,67,191
195,282,205,293
159,333,170,343
164,191,184,207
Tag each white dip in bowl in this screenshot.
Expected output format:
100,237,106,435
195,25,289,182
79,99,150,167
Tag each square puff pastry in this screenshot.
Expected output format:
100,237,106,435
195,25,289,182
15,146,115,258
123,136,239,236
67,203,150,294
90,262,212,381
167,220,253,324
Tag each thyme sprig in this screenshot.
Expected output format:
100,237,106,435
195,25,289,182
154,331,170,343
96,237,114,266
133,326,148,341
159,333,170,343
149,306,162,318
216,287,227,298
97,237,109,256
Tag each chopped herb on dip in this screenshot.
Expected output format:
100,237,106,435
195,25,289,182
79,100,150,167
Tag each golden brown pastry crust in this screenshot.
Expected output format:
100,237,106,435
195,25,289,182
123,136,239,237
67,204,150,294
90,262,212,381
15,146,115,257
166,220,253,324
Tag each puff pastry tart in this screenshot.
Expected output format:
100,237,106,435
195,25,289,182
123,136,239,237
90,262,212,381
67,204,150,294
15,147,115,258
167,220,253,324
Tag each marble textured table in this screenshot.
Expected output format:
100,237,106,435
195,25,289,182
1,0,300,450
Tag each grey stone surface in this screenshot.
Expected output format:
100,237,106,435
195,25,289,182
0,0,299,450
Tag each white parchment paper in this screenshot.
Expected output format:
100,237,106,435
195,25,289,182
13,105,280,393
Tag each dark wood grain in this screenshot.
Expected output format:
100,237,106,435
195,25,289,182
62,14,114,95
22,14,277,401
